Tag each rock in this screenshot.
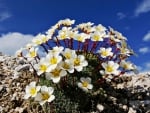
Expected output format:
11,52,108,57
15,64,30,72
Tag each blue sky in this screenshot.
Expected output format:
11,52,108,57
0,0,150,72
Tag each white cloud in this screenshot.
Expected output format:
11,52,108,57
0,32,34,55
117,12,126,20
0,11,11,21
139,47,149,54
134,0,150,16
137,62,150,73
143,32,150,41
142,62,150,72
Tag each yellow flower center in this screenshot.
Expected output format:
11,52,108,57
74,58,80,66
93,35,101,41
77,36,83,42
106,65,114,72
42,37,47,43
123,64,129,69
60,32,67,39
30,51,36,57
65,52,71,59
82,81,88,87
63,63,70,69
30,88,36,96
40,64,47,72
50,57,57,64
42,92,50,100
51,69,61,77
101,50,108,56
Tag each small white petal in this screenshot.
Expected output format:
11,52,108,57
87,84,93,89
30,81,36,87
77,83,82,88
48,95,55,102
48,87,54,94
86,77,91,83
52,77,61,83
41,86,48,92
60,70,67,77
24,94,30,99
80,77,86,82
39,101,46,106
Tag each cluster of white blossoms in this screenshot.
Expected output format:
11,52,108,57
24,81,55,105
16,19,136,106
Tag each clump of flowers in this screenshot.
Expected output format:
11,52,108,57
16,19,136,111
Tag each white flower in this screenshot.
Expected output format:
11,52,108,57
46,25,58,39
97,47,113,58
35,86,55,105
34,58,51,75
58,18,75,26
120,47,132,56
102,61,120,75
74,33,90,42
120,60,135,70
24,81,41,99
46,67,67,83
78,77,93,92
59,60,74,73
62,48,76,59
57,27,71,40
91,31,106,42
77,22,95,33
109,27,127,42
26,47,38,59
46,53,62,70
32,35,43,46
67,30,78,38
48,46,64,56
71,55,88,72
95,24,107,32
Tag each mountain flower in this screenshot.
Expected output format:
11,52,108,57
91,31,106,42
35,86,55,105
24,81,41,99
58,18,75,26
62,48,76,59
48,46,64,56
101,61,120,75
77,77,93,92
94,24,107,32
26,47,38,60
57,27,71,40
74,33,90,42
97,47,113,58
34,58,52,75
71,55,88,72
46,53,62,71
59,60,74,73
120,60,135,70
46,67,67,83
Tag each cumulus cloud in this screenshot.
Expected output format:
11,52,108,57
134,0,150,16
0,32,34,55
0,11,11,21
117,12,126,20
139,47,149,54
143,32,150,41
142,62,150,72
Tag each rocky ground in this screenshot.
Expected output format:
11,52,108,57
0,53,150,113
